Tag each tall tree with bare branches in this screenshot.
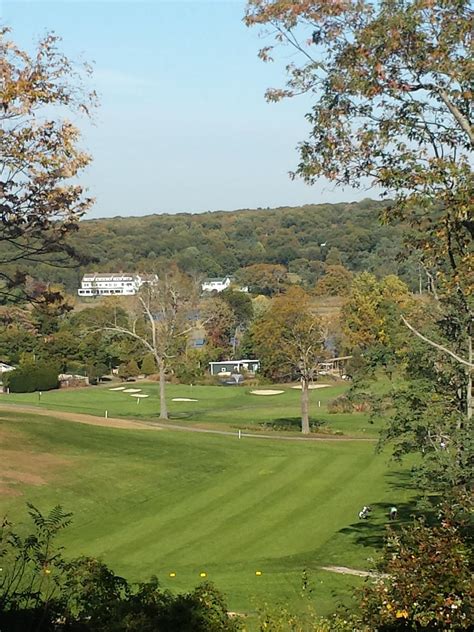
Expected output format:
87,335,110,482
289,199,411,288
104,271,199,420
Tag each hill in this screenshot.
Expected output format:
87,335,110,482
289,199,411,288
1,199,417,295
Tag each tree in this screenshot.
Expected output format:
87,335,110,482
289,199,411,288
201,297,236,352
219,288,254,327
324,247,343,267
314,264,353,297
245,0,473,418
251,287,324,433
237,263,288,296
359,502,473,630
118,359,139,381
342,272,473,494
0,28,96,301
104,270,199,419
141,353,157,376
342,273,412,355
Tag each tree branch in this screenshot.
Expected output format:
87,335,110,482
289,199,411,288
401,315,474,368
437,88,474,146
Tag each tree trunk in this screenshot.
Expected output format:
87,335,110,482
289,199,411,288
301,377,310,434
158,359,168,420
467,332,472,421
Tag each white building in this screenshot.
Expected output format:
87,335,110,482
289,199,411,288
201,276,248,293
201,276,232,293
0,361,14,376
209,359,260,376
78,273,157,297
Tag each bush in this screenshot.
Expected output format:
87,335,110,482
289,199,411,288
141,353,157,376
328,394,371,413
4,363,58,392
260,418,326,433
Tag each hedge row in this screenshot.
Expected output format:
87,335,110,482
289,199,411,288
4,364,58,393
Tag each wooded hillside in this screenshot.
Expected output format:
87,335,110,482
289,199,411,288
0,198,416,295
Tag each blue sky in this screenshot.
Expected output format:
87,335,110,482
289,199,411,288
2,0,371,218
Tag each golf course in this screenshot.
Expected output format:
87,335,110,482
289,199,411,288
0,382,414,624
0,380,383,436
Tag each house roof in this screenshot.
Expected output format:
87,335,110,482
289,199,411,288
202,276,231,283
82,273,136,281
209,359,259,365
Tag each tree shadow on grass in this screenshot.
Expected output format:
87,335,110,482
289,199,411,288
384,469,417,492
337,469,440,550
338,500,419,549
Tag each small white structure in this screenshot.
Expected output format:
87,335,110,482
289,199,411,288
201,276,248,293
58,373,89,388
209,359,260,376
201,276,232,293
0,362,14,382
78,272,158,297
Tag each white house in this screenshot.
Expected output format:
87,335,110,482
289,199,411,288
0,361,14,376
209,359,260,376
201,276,248,293
0,361,14,385
201,276,232,293
78,273,158,297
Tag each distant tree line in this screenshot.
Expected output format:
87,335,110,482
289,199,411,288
0,199,421,300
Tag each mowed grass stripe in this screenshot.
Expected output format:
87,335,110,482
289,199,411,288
63,441,379,571
0,412,410,616
111,450,325,565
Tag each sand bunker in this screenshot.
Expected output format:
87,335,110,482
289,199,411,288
109,386,126,391
123,388,142,393
250,389,285,396
291,384,330,390
172,397,198,402
130,393,149,398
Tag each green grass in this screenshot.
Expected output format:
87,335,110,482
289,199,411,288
0,408,415,623
2,381,382,436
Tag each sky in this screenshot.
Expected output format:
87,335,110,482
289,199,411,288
2,0,374,218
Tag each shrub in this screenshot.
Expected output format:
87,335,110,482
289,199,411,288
118,360,140,381
260,418,325,433
4,363,58,392
328,394,372,413
141,353,156,376
358,506,473,630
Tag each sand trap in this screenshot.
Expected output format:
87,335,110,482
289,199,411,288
130,393,149,398
123,388,142,393
109,386,126,391
172,397,198,402
250,389,285,396
291,384,330,390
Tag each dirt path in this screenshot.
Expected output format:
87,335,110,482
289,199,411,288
0,403,376,442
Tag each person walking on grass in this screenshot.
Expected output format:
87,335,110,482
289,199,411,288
389,506,398,521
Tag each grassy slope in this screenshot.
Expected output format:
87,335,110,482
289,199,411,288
0,409,414,620
2,382,381,436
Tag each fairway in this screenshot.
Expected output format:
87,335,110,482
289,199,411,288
0,406,414,622
2,381,381,437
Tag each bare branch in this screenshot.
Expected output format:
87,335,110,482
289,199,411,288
437,88,474,146
401,315,474,368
